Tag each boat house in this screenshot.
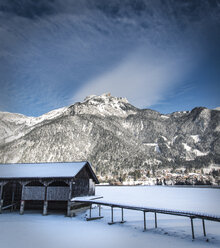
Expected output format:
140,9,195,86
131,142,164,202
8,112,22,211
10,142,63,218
0,161,99,216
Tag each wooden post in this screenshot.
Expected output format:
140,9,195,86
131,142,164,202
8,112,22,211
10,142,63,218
190,218,195,240
20,184,25,215
43,200,48,215
67,180,73,217
43,185,48,216
202,219,206,237
98,205,101,217
143,211,146,231
20,200,25,215
0,184,3,214
155,212,157,228
121,208,124,223
111,206,114,223
89,204,92,218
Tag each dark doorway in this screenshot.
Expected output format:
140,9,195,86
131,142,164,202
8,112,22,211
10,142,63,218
3,182,22,210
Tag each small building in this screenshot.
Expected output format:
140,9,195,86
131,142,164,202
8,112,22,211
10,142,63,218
0,161,99,216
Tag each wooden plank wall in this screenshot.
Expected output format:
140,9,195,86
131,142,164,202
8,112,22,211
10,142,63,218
22,186,45,200
47,187,69,201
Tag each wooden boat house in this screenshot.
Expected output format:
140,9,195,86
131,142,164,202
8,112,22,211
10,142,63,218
0,161,99,216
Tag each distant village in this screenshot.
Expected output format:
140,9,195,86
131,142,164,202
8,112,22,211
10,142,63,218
99,165,220,186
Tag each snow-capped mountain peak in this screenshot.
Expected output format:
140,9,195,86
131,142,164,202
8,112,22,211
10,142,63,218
69,93,136,117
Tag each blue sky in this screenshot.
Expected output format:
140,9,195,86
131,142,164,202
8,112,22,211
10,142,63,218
0,0,219,116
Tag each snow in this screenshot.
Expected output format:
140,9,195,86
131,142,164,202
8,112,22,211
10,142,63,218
32,107,68,125
183,143,208,158
161,136,168,141
161,115,169,119
172,135,178,143
1,107,67,127
183,143,192,151
1,186,220,248
79,93,134,117
144,143,156,146
0,161,88,178
215,125,220,132
191,135,200,143
144,143,160,153
193,149,208,157
1,107,68,144
203,164,220,174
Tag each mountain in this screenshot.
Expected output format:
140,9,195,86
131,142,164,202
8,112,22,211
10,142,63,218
0,94,220,185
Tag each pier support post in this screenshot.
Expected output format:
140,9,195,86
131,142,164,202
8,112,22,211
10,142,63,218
202,219,206,237
20,200,25,215
89,204,92,218
121,208,125,223
143,211,146,231
155,212,157,228
0,184,3,214
111,206,114,223
86,204,103,221
190,218,195,240
98,205,101,217
108,206,115,225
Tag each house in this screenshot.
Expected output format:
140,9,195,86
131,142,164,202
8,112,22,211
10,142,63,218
0,161,99,216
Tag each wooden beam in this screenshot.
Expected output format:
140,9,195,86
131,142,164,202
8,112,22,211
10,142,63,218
86,216,103,221
2,202,19,210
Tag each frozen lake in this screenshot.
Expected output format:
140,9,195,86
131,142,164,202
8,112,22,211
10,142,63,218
96,186,220,215
0,186,220,248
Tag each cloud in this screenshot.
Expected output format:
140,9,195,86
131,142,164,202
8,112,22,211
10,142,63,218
0,0,219,115
72,48,193,108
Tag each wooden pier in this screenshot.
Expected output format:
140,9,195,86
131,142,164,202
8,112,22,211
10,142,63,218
73,198,220,240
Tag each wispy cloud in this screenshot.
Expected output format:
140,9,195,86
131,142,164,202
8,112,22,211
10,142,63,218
0,0,219,115
73,48,194,108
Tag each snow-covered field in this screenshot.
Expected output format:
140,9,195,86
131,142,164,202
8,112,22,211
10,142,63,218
0,186,220,248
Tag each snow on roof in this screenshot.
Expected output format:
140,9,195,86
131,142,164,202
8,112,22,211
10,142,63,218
0,161,93,179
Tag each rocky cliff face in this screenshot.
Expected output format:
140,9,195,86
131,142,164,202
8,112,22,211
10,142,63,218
0,94,220,184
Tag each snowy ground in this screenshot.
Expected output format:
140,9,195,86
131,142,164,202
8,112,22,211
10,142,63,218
0,186,220,248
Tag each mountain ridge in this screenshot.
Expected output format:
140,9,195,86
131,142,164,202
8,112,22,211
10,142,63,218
0,93,219,185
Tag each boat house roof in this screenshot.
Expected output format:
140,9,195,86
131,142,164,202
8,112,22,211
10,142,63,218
0,161,99,183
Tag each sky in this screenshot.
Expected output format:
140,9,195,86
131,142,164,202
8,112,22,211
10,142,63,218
0,0,220,116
